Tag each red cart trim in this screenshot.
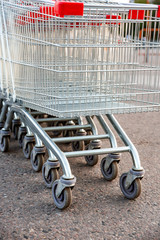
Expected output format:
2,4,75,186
128,10,145,20
54,1,84,17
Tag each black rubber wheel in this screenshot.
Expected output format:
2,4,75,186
23,142,34,159
63,121,75,138
120,173,141,200
85,130,92,145
63,130,73,138
13,125,19,140
0,137,9,152
52,180,72,210
85,145,98,166
100,158,118,181
72,141,84,151
85,152,98,166
42,165,59,188
18,133,26,148
31,152,44,172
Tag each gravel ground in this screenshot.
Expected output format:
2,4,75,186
0,112,160,240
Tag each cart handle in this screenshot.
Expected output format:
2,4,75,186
16,1,160,26
157,6,160,18
128,10,145,20
106,15,121,25
54,1,84,17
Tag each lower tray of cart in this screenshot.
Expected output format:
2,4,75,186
20,98,159,118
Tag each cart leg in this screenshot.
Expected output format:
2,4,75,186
12,112,21,140
42,149,60,188
97,115,120,181
0,101,8,129
63,120,75,138
72,117,86,151
106,114,145,199
0,98,3,111
0,106,13,152
18,122,27,148
84,116,101,166
23,126,35,159
30,133,45,172
10,105,76,209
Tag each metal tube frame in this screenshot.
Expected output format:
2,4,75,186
106,114,143,171
1,101,144,173
9,104,75,181
0,100,8,123
96,115,117,148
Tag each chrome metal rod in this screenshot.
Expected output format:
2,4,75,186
30,111,45,116
13,112,19,120
65,146,130,158
37,117,77,123
11,105,74,180
77,117,83,126
42,124,91,132
0,102,8,122
48,149,57,161
26,126,33,136
51,134,109,143
4,107,13,130
34,133,43,146
85,116,98,135
0,99,3,110
96,115,117,148
106,114,143,171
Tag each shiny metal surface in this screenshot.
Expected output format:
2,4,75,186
1,0,159,117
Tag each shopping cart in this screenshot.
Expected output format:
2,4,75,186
0,0,160,209
0,7,9,128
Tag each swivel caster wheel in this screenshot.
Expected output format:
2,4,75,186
120,173,141,200
85,155,98,166
85,145,98,166
31,152,44,172
23,142,34,159
100,158,118,181
52,180,72,210
13,125,19,140
0,137,10,152
18,127,27,148
18,133,26,148
72,141,84,151
42,165,59,188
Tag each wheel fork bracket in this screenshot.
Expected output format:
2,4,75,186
125,169,145,189
56,177,76,198
104,153,120,171
44,160,60,179
0,129,10,143
23,135,35,150
32,146,46,163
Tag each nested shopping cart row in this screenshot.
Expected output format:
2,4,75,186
0,0,160,209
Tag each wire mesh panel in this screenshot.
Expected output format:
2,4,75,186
0,0,16,99
0,3,6,96
1,0,160,117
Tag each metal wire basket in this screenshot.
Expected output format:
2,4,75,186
1,0,160,117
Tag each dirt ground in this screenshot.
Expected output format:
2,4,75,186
0,112,160,240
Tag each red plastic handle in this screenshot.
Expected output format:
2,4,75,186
106,15,121,25
157,6,160,18
39,6,57,19
54,1,84,17
128,10,145,20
